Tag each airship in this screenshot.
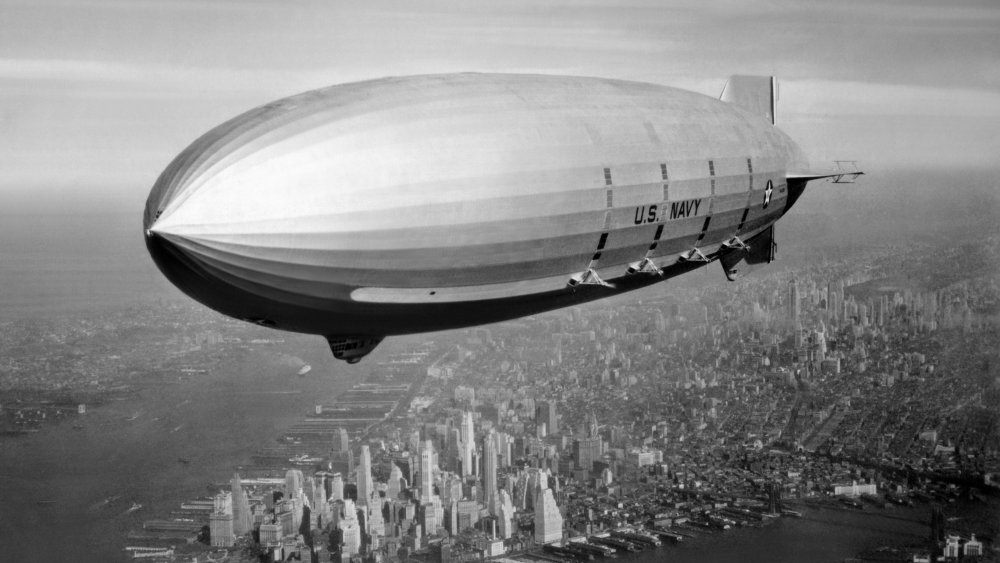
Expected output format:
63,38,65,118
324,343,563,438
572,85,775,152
144,73,860,363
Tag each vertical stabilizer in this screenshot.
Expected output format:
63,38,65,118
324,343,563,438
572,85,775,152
720,75,775,124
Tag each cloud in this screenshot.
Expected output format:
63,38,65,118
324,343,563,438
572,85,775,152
781,79,1000,118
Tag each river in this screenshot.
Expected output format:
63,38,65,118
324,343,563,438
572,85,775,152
0,336,361,562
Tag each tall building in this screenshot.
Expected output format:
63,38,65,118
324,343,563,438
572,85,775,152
339,499,362,560
285,469,304,500
214,490,233,514
575,437,601,471
421,502,438,535
368,500,385,537
586,413,599,439
497,432,513,468
447,499,459,534
259,522,282,547
964,535,983,557
231,473,252,536
483,430,499,515
357,445,374,507
827,281,840,322
457,499,480,530
789,280,800,322
461,411,475,477
387,463,405,499
574,436,601,473
331,472,344,502
535,401,558,435
210,491,235,547
497,490,515,539
420,439,436,503
533,486,563,544
430,496,444,534
312,475,330,529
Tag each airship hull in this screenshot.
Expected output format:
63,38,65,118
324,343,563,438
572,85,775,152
145,73,813,360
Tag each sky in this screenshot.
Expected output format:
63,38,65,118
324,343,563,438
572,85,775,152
2,0,998,214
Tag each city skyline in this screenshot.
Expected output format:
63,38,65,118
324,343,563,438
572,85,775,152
170,249,997,561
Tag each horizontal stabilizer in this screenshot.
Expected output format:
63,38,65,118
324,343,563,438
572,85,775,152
720,75,775,124
788,161,865,183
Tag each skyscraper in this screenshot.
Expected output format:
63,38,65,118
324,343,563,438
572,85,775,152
231,473,252,536
331,472,344,502
827,281,840,321
535,401,558,435
483,430,499,515
788,279,800,323
534,485,563,544
285,469,303,500
339,499,362,559
497,490,515,539
387,463,405,499
586,413,599,439
461,411,475,477
420,439,436,503
497,432,512,468
210,491,235,547
312,475,329,529
368,500,385,537
357,445,374,508
574,437,602,473
448,499,459,534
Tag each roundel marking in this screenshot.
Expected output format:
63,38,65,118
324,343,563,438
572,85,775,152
763,179,773,209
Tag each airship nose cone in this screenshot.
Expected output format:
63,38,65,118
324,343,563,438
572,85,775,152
144,219,257,325
144,226,196,297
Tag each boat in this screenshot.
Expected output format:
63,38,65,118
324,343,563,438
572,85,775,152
125,502,143,514
297,365,312,376
589,536,640,552
647,527,684,543
705,514,733,530
838,497,864,509
885,492,913,506
610,529,662,547
544,544,594,561
570,541,617,557
89,494,121,511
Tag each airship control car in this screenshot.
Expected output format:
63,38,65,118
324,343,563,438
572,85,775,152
144,73,860,362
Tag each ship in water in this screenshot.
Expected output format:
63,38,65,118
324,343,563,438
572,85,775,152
297,364,312,377
89,494,121,511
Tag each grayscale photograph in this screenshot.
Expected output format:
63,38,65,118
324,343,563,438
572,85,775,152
1,1,998,562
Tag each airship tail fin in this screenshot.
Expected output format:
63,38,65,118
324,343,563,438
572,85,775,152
787,161,865,183
720,75,776,125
